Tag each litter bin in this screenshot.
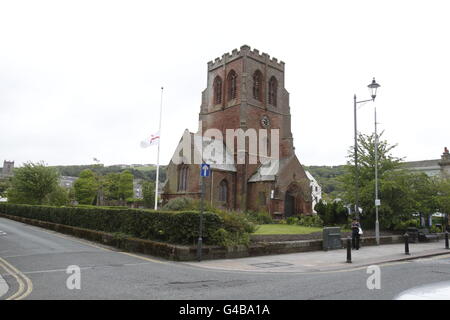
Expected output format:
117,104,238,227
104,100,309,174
323,227,342,251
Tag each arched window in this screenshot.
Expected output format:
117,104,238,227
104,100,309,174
213,76,222,105
253,70,263,101
227,70,237,101
177,165,189,192
219,179,228,202
268,76,278,106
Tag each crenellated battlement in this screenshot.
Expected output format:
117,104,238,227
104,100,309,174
207,45,285,70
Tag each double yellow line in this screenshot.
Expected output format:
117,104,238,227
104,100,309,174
0,257,33,300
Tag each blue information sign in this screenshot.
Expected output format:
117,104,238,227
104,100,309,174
200,163,210,177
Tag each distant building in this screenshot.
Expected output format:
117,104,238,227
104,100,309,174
403,147,450,178
133,179,143,199
0,160,14,179
59,176,77,188
305,171,322,213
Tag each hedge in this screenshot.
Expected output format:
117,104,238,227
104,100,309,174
0,203,226,245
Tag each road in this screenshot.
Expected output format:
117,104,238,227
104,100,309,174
1,217,450,300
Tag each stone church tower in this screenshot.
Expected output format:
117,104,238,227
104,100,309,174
162,45,312,217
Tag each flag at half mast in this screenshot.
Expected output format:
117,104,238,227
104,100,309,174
140,132,160,148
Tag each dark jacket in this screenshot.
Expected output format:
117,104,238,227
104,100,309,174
351,221,361,235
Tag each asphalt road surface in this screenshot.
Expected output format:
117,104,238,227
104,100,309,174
1,217,450,300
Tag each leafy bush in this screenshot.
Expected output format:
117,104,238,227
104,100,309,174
315,200,348,226
0,203,252,246
211,228,250,247
162,197,198,211
45,186,70,206
393,219,420,231
245,211,273,224
297,215,324,228
429,225,441,233
286,217,299,225
163,197,272,228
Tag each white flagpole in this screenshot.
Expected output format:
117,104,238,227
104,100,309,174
154,87,164,210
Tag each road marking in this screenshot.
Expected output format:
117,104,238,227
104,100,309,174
0,259,25,300
0,271,9,298
118,252,165,264
0,257,33,300
16,262,155,276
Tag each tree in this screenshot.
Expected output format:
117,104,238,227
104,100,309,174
73,169,99,205
46,185,70,206
103,173,120,200
435,178,450,223
142,181,155,208
315,200,348,226
118,170,134,201
0,180,11,198
8,162,59,205
341,132,419,230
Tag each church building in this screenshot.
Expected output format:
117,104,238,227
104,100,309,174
162,45,313,218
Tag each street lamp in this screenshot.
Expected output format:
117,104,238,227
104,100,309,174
353,78,381,223
368,78,381,245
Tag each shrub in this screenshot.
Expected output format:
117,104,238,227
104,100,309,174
162,197,198,211
297,215,323,228
245,211,273,224
429,225,440,233
393,219,420,232
45,186,70,206
286,217,299,225
0,203,252,246
315,200,348,226
211,228,250,247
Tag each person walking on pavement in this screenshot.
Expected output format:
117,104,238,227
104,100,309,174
351,218,361,250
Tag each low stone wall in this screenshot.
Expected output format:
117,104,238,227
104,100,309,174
0,213,444,261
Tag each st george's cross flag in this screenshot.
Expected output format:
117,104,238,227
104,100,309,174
140,132,160,148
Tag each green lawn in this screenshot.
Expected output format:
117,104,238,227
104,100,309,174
253,224,322,235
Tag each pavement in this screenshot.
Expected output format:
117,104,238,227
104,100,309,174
184,241,450,273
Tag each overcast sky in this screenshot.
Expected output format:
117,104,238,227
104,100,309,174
1,0,449,168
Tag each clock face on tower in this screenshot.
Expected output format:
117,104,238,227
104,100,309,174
261,115,270,128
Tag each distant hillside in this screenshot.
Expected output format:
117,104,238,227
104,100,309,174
304,165,346,200
50,163,345,197
51,164,167,182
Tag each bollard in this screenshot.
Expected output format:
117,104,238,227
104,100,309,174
445,231,449,250
346,237,352,263
404,232,410,255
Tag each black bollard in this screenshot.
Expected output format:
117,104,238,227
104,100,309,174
346,237,352,263
445,231,449,250
404,232,410,255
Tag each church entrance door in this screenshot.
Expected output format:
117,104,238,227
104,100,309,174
284,193,295,218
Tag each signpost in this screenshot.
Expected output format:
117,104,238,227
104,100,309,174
198,163,210,261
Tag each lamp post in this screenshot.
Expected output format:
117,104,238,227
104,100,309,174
368,78,381,245
353,78,380,221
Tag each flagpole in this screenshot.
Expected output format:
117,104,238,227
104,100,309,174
154,87,164,210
